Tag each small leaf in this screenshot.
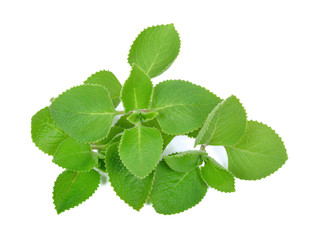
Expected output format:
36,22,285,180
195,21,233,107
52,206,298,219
115,114,135,129
127,111,159,124
225,121,288,180
84,70,122,107
201,156,235,193
121,64,153,112
128,24,181,78
31,107,67,155
119,125,163,178
141,118,174,150
164,150,206,173
50,85,117,143
53,170,100,214
195,95,247,146
53,138,95,172
150,161,207,215
151,80,222,135
105,142,154,211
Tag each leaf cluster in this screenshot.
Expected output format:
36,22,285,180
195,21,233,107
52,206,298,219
31,24,288,215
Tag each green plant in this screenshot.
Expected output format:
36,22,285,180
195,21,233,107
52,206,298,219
31,24,288,215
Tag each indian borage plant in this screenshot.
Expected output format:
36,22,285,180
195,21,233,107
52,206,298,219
31,24,288,215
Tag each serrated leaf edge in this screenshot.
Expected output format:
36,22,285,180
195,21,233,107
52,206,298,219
225,120,288,181
118,126,164,179
151,79,222,135
52,170,101,214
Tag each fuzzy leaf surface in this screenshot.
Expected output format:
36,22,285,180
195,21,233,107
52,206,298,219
151,80,221,135
119,125,163,178
201,156,235,192
50,85,117,143
53,138,95,171
84,70,122,107
121,64,153,112
105,142,154,210
195,95,247,146
225,121,288,180
53,170,100,214
164,150,206,173
31,107,67,155
150,161,207,215
128,24,180,78
127,111,158,124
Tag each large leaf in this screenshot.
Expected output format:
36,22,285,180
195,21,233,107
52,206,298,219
53,138,95,172
121,64,153,112
151,80,221,135
195,95,247,146
128,24,180,78
225,121,288,180
31,107,67,155
150,161,207,215
164,150,206,173
84,70,122,107
53,170,100,214
119,125,163,178
50,85,117,143
105,142,154,211
201,156,235,193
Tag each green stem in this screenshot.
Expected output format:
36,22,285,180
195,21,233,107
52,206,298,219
92,144,108,150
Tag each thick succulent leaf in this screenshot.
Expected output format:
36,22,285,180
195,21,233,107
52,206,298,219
84,70,122,107
150,161,207,215
53,170,100,214
119,125,163,178
128,24,180,78
31,107,68,155
121,64,153,112
105,142,154,210
201,156,235,193
195,95,247,146
127,111,159,124
141,118,174,150
50,85,117,143
164,150,206,173
225,121,288,180
53,138,95,172
151,80,222,135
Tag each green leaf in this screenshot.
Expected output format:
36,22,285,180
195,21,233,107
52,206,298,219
195,95,247,146
119,125,163,178
225,121,288,180
127,111,159,124
201,156,235,193
121,64,153,112
53,138,95,172
31,107,68,155
94,126,124,145
53,170,100,214
164,150,206,173
141,118,174,150
84,70,122,107
50,85,117,143
105,142,154,211
150,161,207,215
151,80,222,135
114,114,135,129
128,24,181,78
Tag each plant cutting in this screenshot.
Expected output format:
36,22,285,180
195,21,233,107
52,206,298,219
31,24,288,215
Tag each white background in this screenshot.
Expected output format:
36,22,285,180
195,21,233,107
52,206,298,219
1,0,319,239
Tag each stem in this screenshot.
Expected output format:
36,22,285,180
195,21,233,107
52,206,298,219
116,110,125,115
92,144,108,150
95,152,105,159
200,144,207,152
